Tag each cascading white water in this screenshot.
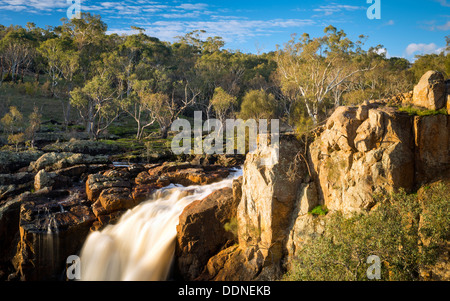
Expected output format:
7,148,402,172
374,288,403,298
79,168,242,281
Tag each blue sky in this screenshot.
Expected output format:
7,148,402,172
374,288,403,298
0,0,448,60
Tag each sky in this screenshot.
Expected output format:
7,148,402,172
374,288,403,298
0,0,448,61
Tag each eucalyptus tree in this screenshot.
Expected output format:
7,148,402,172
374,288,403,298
239,89,277,120
275,26,373,123
121,79,158,140
38,38,79,127
0,26,36,83
70,73,120,139
55,13,108,81
110,31,173,139
211,87,237,124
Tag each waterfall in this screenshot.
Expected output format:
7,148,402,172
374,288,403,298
79,168,242,281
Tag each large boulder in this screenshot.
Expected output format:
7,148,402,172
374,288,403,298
310,105,415,213
0,172,35,203
235,134,312,278
167,168,230,186
11,189,95,280
138,162,231,188
85,170,131,202
199,245,270,281
176,187,237,280
0,196,22,278
29,152,71,172
50,153,109,171
42,140,122,155
54,164,88,179
412,70,446,110
34,170,70,191
97,187,136,213
85,169,136,230
0,150,43,174
414,115,450,184
29,152,109,173
131,184,157,203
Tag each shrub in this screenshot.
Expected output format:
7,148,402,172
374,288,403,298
224,217,239,239
24,82,39,96
40,81,52,97
284,184,449,281
309,205,329,216
8,133,25,152
239,89,277,120
1,106,23,135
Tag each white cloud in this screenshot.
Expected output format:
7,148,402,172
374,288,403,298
422,19,450,31
373,47,390,58
0,0,67,11
0,0,170,14
436,21,450,30
312,4,365,17
384,20,395,26
405,43,445,56
176,3,208,10
161,12,201,19
109,18,316,45
436,0,450,7
0,4,27,11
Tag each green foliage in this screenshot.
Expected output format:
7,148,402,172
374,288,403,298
8,133,25,151
342,89,377,106
410,53,449,83
224,217,239,238
290,102,315,137
419,182,450,246
398,105,448,116
284,184,450,281
1,106,23,135
25,106,42,148
0,18,447,143
211,87,237,122
309,205,329,216
239,89,277,120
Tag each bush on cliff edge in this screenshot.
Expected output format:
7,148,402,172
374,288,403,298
284,182,450,281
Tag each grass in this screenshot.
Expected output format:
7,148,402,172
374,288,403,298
0,81,76,123
398,105,448,117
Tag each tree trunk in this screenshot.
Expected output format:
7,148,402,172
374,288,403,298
136,120,142,140
160,125,169,139
86,102,94,139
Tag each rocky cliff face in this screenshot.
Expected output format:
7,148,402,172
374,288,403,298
310,103,416,213
176,135,318,280
175,70,450,281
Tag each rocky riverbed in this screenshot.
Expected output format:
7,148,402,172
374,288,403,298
0,141,243,280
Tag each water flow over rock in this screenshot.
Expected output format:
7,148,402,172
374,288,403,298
79,169,242,281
